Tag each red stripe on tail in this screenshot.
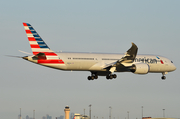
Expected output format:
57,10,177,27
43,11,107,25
30,44,40,48
23,23,28,26
28,37,36,41
26,30,32,34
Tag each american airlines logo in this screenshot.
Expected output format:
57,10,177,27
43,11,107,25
135,58,163,64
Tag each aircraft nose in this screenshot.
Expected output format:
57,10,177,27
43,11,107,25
173,65,176,71
171,64,176,71
22,56,28,60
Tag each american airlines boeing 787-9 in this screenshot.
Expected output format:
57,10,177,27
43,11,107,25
20,23,176,80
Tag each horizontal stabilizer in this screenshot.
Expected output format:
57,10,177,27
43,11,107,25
32,53,47,60
19,50,33,55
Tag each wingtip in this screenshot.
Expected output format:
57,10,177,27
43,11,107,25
131,42,137,47
131,42,135,45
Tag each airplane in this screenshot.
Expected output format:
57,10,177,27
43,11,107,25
19,23,176,80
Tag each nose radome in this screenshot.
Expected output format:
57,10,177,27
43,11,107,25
173,64,176,71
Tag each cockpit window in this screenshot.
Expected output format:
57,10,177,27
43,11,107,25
171,61,173,63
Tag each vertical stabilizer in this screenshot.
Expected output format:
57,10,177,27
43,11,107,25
23,23,54,55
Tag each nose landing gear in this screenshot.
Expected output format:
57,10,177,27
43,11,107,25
161,72,168,80
161,76,166,80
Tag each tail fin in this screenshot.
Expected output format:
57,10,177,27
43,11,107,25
23,23,54,55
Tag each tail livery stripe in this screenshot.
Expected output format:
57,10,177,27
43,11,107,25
23,23,54,54
30,44,40,48
28,37,36,41
23,22,64,64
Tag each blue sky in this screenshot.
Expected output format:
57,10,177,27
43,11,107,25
0,0,180,119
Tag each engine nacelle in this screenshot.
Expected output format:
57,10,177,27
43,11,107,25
131,63,150,74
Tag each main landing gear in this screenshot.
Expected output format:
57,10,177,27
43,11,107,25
161,76,166,80
87,74,98,80
87,73,117,80
106,74,117,80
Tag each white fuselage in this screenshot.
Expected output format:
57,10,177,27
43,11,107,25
26,52,176,73
21,23,176,79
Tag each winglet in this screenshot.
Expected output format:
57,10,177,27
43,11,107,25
125,42,138,56
120,42,138,63
106,43,138,70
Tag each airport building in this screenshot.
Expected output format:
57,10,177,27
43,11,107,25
73,113,90,119
64,106,70,119
143,117,177,119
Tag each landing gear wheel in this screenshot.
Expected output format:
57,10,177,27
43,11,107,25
106,74,117,80
106,75,110,79
161,76,166,80
113,74,117,78
87,76,94,80
88,76,91,80
94,75,98,79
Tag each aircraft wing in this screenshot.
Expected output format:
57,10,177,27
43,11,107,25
104,43,138,73
116,42,138,64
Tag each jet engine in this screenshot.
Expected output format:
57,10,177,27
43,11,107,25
130,63,150,74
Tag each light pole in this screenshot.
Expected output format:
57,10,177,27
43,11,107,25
20,108,22,119
109,107,112,119
127,111,129,119
163,109,165,117
33,110,35,119
142,106,143,119
89,105,92,119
